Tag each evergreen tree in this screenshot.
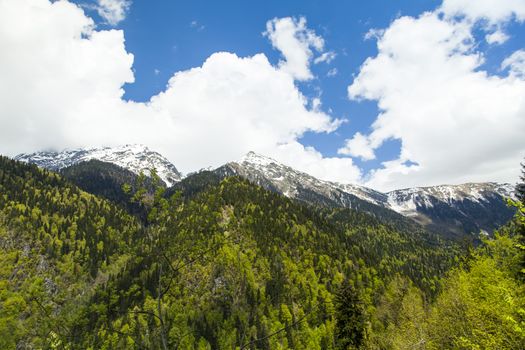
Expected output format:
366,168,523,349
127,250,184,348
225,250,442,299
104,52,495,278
516,160,525,204
334,279,366,350
511,161,525,278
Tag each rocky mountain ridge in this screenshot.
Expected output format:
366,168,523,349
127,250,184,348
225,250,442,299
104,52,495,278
215,152,515,236
14,146,515,236
14,144,182,186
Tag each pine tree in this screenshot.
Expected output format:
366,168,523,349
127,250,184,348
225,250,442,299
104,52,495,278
334,279,366,350
516,160,525,204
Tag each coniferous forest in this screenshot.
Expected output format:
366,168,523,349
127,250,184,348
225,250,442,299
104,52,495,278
0,155,524,349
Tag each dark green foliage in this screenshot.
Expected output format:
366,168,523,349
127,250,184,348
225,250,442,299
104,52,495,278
334,280,365,349
516,161,525,204
510,161,525,278
166,170,222,200
61,159,156,219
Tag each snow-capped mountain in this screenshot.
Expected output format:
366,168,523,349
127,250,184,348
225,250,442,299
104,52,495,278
15,145,182,186
387,183,514,216
214,151,389,211
13,146,515,237
213,152,515,237
386,183,515,237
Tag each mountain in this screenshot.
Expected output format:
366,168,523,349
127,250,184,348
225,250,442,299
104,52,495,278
387,182,515,237
0,156,142,348
0,155,459,349
215,151,388,209
60,159,155,219
13,146,515,238
15,144,181,186
213,152,515,238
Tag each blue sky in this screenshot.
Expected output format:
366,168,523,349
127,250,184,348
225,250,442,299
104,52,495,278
1,0,524,190
84,0,443,174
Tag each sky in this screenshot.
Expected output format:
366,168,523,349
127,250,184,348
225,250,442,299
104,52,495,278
0,0,524,191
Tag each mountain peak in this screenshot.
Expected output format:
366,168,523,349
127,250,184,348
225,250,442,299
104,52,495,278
240,151,278,166
15,144,182,186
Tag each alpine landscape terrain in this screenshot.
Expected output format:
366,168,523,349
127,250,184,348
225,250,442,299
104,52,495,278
1,0,525,349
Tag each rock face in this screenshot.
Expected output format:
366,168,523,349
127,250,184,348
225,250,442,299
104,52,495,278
213,152,515,238
15,144,182,186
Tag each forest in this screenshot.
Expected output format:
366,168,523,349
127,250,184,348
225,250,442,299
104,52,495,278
0,155,524,349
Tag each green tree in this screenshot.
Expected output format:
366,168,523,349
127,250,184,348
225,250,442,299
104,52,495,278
516,160,525,204
334,279,366,350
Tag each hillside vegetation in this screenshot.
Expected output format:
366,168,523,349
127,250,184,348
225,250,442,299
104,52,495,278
0,156,523,349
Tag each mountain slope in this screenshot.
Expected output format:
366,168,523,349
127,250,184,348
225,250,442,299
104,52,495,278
14,146,515,238
0,157,460,349
215,152,389,211
213,152,515,238
60,159,155,219
15,144,181,186
0,156,141,348
64,177,459,349
387,183,515,237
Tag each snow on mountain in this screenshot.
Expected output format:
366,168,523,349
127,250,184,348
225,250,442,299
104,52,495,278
215,151,389,209
14,145,182,186
213,151,515,237
219,152,515,213
13,145,515,236
384,182,515,237
387,182,515,216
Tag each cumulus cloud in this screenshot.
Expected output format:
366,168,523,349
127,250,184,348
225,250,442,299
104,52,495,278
338,132,376,160
2,0,523,192
264,16,325,81
441,0,525,24
347,2,525,191
0,0,362,183
96,0,131,25
0,0,134,155
146,51,345,173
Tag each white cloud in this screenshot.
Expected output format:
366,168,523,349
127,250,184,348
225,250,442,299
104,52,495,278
502,49,525,77
314,51,336,64
146,51,345,173
264,16,325,81
485,30,510,44
96,0,131,26
0,0,134,155
441,0,525,24
338,132,376,160
0,1,362,184
2,0,523,192
347,5,525,191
